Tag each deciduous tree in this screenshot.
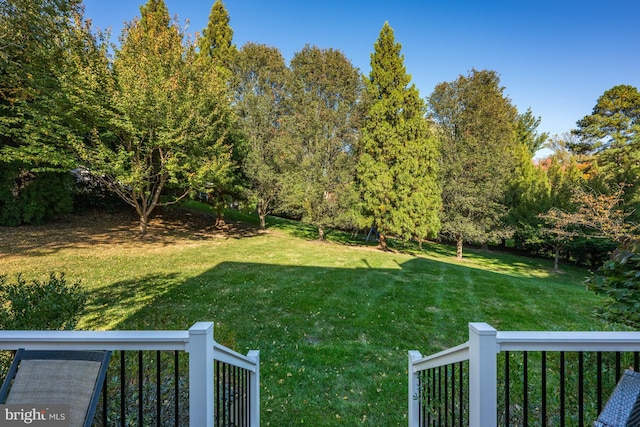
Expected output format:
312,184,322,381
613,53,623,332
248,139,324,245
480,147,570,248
0,0,101,224
357,23,441,250
283,45,363,240
231,43,290,230
428,69,518,258
76,0,234,234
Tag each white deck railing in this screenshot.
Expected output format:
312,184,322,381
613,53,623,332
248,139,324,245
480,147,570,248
0,322,260,427
409,322,640,427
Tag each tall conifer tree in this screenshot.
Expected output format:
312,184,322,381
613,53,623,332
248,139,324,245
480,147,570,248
357,23,440,250
199,0,236,67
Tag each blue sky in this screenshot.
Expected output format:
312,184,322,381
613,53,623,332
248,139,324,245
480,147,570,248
84,0,640,155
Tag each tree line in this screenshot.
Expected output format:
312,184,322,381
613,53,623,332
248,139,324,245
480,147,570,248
2,0,638,269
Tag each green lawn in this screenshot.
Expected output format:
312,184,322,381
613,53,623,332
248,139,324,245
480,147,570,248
0,206,612,426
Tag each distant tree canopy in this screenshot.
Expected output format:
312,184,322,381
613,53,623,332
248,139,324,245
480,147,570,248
572,84,640,220
1,0,638,284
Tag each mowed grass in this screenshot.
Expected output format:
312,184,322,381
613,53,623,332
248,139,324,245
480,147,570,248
0,206,612,426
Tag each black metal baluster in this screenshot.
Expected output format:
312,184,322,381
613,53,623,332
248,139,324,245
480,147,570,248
459,362,464,427
247,364,253,426
244,368,249,426
102,364,108,426
444,364,449,426
597,352,602,414
216,361,220,427
121,351,126,427
523,351,528,427
505,351,510,426
579,351,584,427
560,352,565,427
431,368,435,426
542,351,547,427
174,351,179,427
139,351,144,427
616,352,621,380
235,366,238,425
223,362,228,427
451,363,456,427
438,365,442,427
635,352,639,372
156,351,161,427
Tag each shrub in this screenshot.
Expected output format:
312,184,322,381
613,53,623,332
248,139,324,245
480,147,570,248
587,243,640,328
0,272,88,330
0,164,74,226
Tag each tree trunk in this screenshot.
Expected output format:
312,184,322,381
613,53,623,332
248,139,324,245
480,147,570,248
257,200,267,230
139,214,149,235
215,209,225,228
456,237,463,259
379,234,388,251
318,225,325,241
554,245,560,272
418,239,423,250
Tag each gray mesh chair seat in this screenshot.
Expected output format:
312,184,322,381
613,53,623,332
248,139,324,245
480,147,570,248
0,349,111,427
595,369,640,427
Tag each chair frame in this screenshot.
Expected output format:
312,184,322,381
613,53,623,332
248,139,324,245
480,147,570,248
0,349,111,427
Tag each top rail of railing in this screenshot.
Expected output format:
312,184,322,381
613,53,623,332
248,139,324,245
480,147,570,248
411,341,470,373
214,342,258,372
0,329,190,351
411,329,640,373
0,324,260,371
496,330,640,352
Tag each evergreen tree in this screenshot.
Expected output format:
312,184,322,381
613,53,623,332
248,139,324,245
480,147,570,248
572,85,640,219
515,108,548,156
199,0,236,67
357,23,441,250
428,69,518,258
198,0,242,225
505,143,551,250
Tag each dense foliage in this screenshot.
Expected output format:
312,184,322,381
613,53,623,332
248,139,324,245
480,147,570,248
429,69,519,258
0,0,637,270
284,46,363,240
0,272,87,330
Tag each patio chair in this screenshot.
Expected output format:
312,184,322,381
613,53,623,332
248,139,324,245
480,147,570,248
594,369,640,427
0,349,111,427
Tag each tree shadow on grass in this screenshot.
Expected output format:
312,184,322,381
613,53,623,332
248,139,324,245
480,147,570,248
80,273,183,330
105,256,606,426
0,209,262,258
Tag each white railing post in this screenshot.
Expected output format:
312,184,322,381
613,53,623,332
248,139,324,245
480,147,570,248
247,350,260,427
408,350,422,427
187,322,214,427
468,322,497,427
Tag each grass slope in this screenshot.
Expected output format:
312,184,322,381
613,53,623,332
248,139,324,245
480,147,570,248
0,206,610,426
